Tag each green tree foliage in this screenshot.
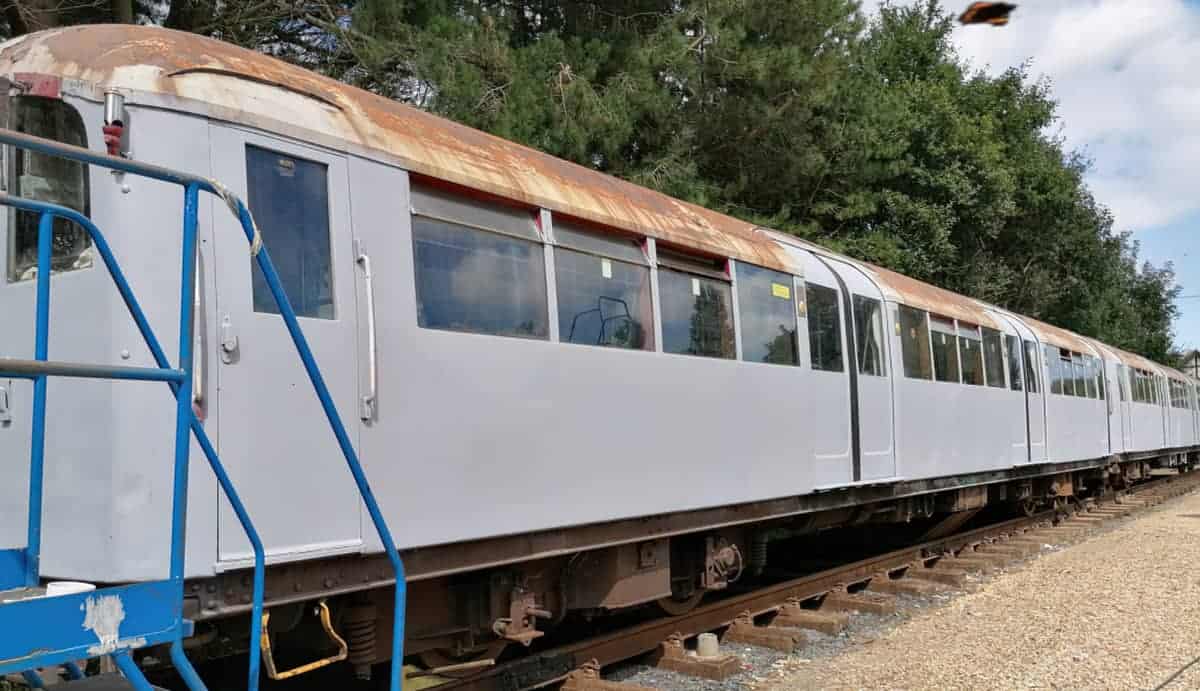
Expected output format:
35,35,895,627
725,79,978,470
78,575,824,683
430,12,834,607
0,0,1181,360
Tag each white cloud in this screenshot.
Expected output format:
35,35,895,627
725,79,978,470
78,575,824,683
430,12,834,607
881,0,1200,232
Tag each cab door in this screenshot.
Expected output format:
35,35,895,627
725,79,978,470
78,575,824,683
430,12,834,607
209,125,363,563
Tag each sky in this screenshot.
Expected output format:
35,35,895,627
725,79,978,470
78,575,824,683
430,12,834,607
879,0,1200,349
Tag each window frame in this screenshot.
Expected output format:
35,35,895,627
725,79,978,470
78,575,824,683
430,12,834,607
981,327,1006,389
409,182,551,340
898,304,933,380
929,315,961,384
550,219,654,351
657,250,737,360
1023,340,1040,394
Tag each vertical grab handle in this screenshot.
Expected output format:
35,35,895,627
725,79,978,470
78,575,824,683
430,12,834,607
357,245,378,421
191,256,205,417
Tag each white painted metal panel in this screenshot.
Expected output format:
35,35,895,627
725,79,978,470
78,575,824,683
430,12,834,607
210,126,364,564
794,253,853,483
825,259,895,481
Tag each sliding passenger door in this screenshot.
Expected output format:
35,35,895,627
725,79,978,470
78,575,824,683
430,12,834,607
997,314,1046,464
826,259,896,482
797,255,854,485
209,126,364,563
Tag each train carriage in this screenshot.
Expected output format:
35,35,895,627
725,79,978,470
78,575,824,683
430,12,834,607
0,24,1197,684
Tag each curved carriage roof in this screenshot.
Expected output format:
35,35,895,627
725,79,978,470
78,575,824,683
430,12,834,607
0,24,797,273
0,25,1178,376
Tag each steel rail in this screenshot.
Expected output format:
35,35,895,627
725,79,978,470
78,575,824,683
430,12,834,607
435,472,1200,691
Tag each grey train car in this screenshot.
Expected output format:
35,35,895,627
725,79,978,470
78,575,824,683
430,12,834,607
0,25,1197,676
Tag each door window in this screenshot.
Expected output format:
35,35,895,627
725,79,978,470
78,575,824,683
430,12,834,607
246,146,334,319
1005,334,1022,390
805,283,843,372
852,295,886,376
1023,340,1040,393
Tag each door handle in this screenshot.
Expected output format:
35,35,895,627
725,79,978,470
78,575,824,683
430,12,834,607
220,314,239,364
0,382,11,425
357,244,378,422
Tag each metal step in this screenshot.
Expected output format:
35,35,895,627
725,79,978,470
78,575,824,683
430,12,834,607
60,673,167,690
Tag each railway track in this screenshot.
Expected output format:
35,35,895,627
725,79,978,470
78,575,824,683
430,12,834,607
423,471,1200,691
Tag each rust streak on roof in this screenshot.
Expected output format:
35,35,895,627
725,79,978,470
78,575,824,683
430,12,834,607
1019,316,1096,354
0,24,796,273
863,264,1000,329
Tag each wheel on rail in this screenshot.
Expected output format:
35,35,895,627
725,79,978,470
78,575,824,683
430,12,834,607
656,591,704,616
1020,497,1039,517
418,641,508,678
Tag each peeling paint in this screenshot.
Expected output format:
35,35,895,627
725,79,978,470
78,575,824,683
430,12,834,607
81,594,125,654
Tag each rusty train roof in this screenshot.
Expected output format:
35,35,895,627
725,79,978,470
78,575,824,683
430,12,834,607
0,25,1179,374
0,24,796,273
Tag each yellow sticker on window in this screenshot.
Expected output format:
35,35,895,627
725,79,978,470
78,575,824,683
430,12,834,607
771,282,791,299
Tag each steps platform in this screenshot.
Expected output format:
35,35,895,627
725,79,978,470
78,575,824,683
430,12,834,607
0,580,187,676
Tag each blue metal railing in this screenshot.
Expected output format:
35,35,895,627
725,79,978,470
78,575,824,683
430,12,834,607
0,128,406,691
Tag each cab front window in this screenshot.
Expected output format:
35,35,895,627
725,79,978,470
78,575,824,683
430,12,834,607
6,95,92,282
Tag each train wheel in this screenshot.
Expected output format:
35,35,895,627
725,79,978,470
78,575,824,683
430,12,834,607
656,591,704,617
1020,498,1038,517
418,641,508,678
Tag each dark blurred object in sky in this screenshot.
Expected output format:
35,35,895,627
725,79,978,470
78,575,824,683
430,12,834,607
959,2,1017,26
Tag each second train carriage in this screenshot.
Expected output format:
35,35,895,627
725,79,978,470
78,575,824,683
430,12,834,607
0,24,1197,676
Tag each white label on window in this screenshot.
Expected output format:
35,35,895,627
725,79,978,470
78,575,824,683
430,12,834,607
692,277,701,296
601,258,613,279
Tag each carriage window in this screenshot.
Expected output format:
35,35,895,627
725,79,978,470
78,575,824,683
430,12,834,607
852,295,886,376
1117,365,1127,402
660,267,735,359
1046,345,1063,395
982,328,1006,388
736,263,798,365
246,146,334,318
554,223,652,350
1023,340,1040,393
1005,334,1022,391
412,216,548,339
1082,355,1097,399
898,304,932,380
1097,359,1106,400
1061,350,1077,396
806,283,843,372
930,317,959,383
959,324,984,386
7,96,92,283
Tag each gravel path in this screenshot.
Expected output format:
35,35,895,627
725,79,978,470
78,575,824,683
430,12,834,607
759,490,1200,691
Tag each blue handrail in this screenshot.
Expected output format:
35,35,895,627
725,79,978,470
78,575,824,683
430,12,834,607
0,127,407,690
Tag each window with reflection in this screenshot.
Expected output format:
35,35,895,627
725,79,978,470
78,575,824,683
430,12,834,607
959,323,984,386
1023,340,1040,393
853,295,886,376
806,283,843,372
899,304,932,380
982,327,1005,388
554,222,652,350
659,251,735,358
736,263,798,365
411,185,548,339
1084,357,1098,399
930,317,959,383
